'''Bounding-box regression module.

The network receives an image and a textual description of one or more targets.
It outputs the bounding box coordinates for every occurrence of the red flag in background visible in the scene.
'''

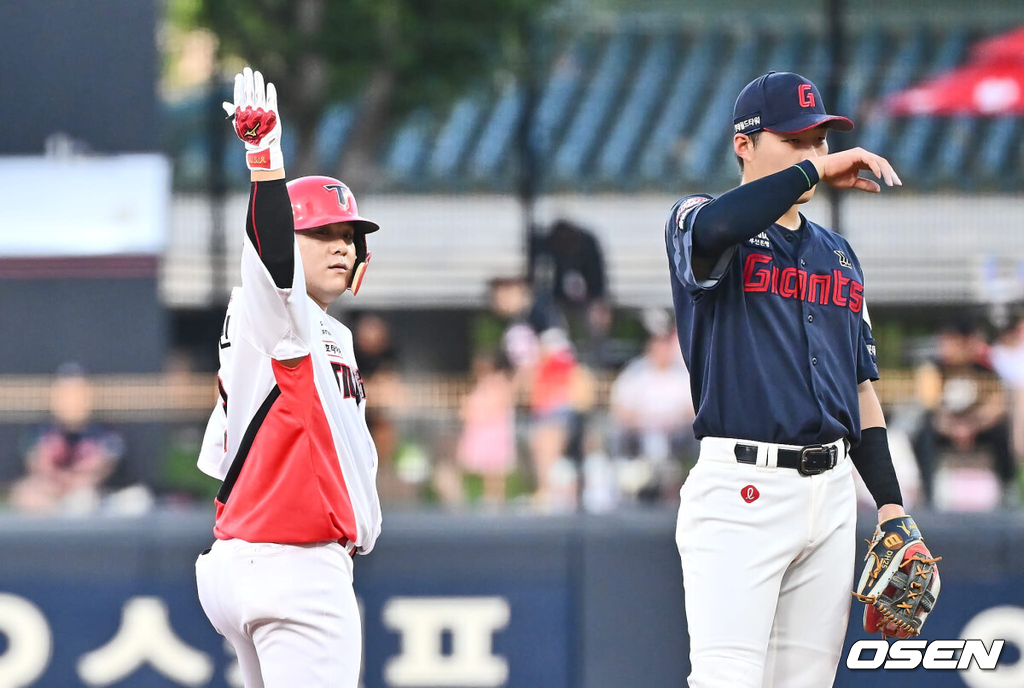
[886,27,1024,116]
[971,26,1024,63]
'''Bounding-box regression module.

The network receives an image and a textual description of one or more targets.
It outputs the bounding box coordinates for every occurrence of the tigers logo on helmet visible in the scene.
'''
[323,184,352,211]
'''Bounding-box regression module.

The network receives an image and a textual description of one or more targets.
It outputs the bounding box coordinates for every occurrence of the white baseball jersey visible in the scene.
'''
[197,237,382,553]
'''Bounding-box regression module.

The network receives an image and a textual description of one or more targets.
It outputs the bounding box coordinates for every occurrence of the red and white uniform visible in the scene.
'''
[198,69,377,688]
[197,237,382,553]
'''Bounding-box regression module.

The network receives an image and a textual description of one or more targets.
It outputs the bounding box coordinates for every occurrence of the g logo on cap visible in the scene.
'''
[799,84,815,108]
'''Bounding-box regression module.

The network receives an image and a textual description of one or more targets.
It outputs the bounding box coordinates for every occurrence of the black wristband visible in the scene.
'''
[850,426,904,508]
[793,159,820,188]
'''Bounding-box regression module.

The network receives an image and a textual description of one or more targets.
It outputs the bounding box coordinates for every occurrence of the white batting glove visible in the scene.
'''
[222,66,284,171]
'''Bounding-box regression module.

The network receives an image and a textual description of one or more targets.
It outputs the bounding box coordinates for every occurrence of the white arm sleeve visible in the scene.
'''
[239,238,312,360]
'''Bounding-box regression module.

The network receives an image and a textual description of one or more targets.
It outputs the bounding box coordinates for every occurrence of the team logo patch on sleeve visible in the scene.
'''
[834,250,853,269]
[748,232,771,248]
[676,196,708,230]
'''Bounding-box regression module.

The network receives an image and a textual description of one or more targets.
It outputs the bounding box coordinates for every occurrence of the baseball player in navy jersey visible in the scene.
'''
[194,67,382,688]
[667,72,935,686]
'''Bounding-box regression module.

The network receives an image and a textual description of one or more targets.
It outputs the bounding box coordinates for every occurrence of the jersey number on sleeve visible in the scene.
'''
[219,315,232,349]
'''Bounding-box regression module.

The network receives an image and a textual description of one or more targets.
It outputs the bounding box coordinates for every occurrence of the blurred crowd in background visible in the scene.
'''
[7,214,1024,517]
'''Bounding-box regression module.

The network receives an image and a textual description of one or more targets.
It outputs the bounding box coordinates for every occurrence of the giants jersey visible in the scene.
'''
[665,194,879,446]
[197,238,382,553]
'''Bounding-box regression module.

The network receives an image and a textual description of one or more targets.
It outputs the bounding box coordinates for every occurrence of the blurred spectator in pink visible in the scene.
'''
[913,320,1015,508]
[609,311,697,501]
[529,328,579,510]
[456,354,516,504]
[9,363,124,514]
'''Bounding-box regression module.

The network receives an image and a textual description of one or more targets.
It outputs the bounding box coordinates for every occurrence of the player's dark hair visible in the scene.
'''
[736,131,762,173]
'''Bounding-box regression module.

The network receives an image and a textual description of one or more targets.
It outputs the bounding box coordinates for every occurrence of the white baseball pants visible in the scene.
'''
[196,538,361,688]
[676,437,857,688]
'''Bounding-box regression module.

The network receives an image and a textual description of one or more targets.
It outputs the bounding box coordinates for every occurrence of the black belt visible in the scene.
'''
[734,442,839,476]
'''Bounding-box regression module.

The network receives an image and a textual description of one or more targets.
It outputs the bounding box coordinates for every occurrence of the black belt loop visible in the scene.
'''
[735,444,758,465]
[733,441,839,475]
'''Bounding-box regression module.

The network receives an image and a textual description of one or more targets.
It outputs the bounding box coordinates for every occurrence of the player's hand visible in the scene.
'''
[222,66,283,172]
[810,147,901,193]
[877,503,906,524]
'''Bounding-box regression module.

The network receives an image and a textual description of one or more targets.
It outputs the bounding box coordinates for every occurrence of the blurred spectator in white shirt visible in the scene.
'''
[914,320,1016,509]
[609,312,697,501]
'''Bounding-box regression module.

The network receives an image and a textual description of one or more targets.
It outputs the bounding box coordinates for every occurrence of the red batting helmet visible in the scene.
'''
[286,175,380,296]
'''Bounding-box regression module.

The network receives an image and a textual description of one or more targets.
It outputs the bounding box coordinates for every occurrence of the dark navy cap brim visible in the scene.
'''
[765,113,854,134]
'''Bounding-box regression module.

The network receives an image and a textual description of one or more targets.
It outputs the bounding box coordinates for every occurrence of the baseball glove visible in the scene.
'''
[852,515,941,638]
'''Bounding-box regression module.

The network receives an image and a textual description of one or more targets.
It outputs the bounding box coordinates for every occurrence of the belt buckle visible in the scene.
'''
[798,444,837,476]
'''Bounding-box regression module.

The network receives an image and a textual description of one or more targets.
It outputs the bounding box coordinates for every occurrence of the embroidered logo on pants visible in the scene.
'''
[741,485,760,503]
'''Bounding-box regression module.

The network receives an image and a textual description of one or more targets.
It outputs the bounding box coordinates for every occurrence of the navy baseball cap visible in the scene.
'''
[733,72,854,136]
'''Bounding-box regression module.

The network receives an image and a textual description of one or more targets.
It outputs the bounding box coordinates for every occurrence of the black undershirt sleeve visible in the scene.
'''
[691,159,820,259]
[850,426,904,508]
[245,179,295,289]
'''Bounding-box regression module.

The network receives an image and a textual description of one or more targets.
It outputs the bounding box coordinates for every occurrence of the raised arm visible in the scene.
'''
[691,160,820,259]
[692,147,901,262]
[223,67,310,364]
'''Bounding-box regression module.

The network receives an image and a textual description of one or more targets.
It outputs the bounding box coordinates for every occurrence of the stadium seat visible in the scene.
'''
[385,110,433,183]
[894,30,967,179]
[597,34,674,183]
[469,83,524,182]
[429,96,484,180]
[531,37,595,161]
[637,33,717,183]
[315,104,355,173]
[933,116,978,187]
[682,35,760,183]
[553,33,636,183]
[977,116,1019,187]
[858,28,927,158]
[837,28,884,125]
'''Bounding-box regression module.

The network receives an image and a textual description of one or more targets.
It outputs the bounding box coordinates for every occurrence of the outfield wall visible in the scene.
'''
[0,509,1021,687]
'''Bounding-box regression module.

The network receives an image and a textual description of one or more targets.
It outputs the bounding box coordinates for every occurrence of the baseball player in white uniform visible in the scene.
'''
[194,66,382,688]
[666,72,938,687]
